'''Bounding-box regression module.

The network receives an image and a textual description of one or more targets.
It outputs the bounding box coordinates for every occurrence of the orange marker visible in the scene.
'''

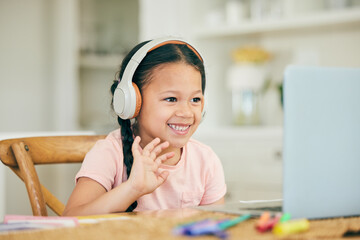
[257,212,270,226]
[256,213,281,232]
[256,212,270,232]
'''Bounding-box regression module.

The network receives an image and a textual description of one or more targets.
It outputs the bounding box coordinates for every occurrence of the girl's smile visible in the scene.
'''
[136,62,203,159]
[168,123,190,135]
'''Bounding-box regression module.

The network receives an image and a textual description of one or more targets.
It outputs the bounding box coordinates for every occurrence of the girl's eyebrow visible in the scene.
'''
[159,90,202,95]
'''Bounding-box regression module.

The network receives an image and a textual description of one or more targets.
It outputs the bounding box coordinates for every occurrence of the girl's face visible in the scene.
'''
[136,62,203,149]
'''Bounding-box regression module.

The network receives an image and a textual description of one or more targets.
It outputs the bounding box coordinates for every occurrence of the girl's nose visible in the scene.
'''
[175,103,193,118]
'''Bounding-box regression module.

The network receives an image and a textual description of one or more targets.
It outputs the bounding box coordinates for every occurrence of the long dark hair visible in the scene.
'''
[110,40,206,212]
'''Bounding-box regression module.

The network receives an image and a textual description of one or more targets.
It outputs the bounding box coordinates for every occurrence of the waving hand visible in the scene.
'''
[128,136,174,196]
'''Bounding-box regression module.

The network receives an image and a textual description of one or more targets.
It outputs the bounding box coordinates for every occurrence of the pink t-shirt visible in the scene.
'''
[75,129,226,211]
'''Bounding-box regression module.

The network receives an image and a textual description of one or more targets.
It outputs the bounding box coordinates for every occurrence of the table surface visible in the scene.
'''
[1,209,359,240]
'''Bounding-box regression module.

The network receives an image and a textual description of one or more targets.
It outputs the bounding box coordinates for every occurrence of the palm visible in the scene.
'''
[128,137,173,195]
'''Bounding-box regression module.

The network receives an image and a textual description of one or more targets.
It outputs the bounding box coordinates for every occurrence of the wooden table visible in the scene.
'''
[1,209,359,240]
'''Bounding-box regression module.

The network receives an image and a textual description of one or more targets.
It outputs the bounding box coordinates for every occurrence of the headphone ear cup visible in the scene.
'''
[132,82,142,118]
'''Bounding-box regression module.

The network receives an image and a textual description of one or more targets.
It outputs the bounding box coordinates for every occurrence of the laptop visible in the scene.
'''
[197,65,360,219]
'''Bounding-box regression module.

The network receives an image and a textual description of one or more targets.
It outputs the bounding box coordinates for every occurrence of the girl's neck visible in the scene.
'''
[161,146,182,166]
[133,124,182,166]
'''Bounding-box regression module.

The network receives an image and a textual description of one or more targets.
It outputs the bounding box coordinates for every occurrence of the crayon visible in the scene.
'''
[256,212,270,226]
[272,219,310,236]
[173,219,208,235]
[173,214,251,238]
[280,213,291,223]
[217,214,251,230]
[256,213,281,232]
[174,219,228,236]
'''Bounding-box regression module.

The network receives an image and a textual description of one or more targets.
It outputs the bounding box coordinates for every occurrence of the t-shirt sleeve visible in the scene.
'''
[200,149,227,205]
[75,138,123,192]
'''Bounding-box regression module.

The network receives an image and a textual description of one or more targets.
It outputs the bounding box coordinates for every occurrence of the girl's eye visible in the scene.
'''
[165,97,177,102]
[191,97,201,103]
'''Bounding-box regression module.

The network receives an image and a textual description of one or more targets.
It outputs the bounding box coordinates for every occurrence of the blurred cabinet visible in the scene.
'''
[193,126,283,201]
[194,5,360,38]
[189,2,360,128]
[77,0,139,133]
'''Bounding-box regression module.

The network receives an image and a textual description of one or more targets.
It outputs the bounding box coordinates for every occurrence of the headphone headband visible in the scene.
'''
[148,40,203,62]
[113,37,203,119]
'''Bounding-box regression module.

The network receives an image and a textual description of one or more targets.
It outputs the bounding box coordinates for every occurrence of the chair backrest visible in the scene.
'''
[0,135,106,216]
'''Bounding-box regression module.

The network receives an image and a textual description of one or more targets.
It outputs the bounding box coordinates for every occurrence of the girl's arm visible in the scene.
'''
[63,137,173,216]
[210,197,225,205]
[62,177,141,216]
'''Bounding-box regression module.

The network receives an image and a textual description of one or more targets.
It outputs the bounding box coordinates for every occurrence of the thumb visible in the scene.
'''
[131,136,141,157]
[156,170,169,187]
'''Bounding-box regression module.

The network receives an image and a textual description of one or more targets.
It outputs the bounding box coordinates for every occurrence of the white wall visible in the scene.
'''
[0,165,4,219]
[0,0,79,217]
[52,0,79,131]
[0,0,79,132]
[139,0,194,41]
[0,0,53,132]
[0,0,52,218]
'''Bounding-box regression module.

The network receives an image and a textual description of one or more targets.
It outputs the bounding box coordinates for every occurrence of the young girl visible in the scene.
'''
[63,37,226,216]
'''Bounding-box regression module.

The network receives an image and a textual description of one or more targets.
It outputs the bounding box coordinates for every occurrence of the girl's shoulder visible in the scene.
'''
[91,128,123,153]
[186,138,218,159]
[106,128,122,143]
[187,138,212,150]
[183,139,223,174]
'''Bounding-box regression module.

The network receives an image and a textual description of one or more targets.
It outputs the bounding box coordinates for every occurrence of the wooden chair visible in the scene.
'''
[0,135,105,216]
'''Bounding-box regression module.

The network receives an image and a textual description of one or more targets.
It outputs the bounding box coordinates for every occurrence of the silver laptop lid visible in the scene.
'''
[283,65,360,219]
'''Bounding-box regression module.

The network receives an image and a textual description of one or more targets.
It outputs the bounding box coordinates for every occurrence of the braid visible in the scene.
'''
[117,116,138,212]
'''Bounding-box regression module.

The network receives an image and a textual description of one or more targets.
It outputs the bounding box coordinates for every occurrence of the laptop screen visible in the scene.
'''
[283,65,360,219]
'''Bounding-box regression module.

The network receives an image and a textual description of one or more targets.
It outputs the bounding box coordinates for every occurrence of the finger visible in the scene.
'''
[155,170,169,187]
[150,141,170,158]
[131,136,141,157]
[155,152,175,165]
[137,144,143,154]
[152,152,175,172]
[143,138,161,156]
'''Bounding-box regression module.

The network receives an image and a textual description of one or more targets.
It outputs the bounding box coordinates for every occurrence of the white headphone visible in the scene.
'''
[113,37,204,120]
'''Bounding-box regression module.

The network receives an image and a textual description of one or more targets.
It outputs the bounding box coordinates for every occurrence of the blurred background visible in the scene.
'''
[1,0,359,217]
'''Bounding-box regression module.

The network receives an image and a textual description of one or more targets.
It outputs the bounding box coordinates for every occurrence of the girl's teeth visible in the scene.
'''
[169,124,189,131]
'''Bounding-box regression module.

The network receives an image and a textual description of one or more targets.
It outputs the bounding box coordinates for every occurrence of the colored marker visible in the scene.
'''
[280,213,291,223]
[217,214,251,230]
[256,212,270,226]
[173,219,208,235]
[256,213,281,232]
[272,219,310,236]
[184,220,219,235]
[173,215,251,238]
[174,219,228,236]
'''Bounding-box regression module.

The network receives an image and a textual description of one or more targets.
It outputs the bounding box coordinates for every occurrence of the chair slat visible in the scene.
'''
[12,142,48,216]
[0,135,105,167]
